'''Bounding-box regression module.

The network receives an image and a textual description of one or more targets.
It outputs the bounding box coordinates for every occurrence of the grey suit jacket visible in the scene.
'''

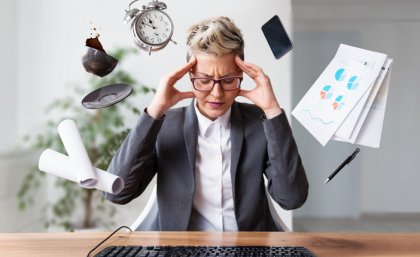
[105,100,308,231]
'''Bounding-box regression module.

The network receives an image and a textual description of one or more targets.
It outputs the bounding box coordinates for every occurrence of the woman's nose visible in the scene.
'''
[210,81,224,97]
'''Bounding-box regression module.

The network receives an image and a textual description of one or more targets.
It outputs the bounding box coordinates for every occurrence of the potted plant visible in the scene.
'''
[17,47,155,231]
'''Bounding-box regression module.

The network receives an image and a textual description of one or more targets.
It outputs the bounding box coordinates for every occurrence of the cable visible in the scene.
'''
[87,225,132,257]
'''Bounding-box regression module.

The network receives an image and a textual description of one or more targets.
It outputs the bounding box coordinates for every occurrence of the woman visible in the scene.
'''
[105,16,308,231]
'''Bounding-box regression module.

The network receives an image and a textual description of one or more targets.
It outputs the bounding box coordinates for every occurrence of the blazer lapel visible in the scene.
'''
[230,101,244,201]
[184,100,198,178]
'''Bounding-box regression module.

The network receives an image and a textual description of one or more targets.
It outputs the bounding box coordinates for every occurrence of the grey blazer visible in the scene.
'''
[105,100,308,231]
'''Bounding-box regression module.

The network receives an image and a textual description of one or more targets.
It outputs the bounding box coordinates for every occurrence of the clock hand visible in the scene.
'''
[148,19,158,29]
[141,21,156,29]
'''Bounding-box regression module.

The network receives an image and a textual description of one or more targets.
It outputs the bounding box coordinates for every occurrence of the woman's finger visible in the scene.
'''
[235,56,252,72]
[238,89,252,100]
[235,56,267,80]
[235,56,258,79]
[245,62,263,73]
[177,91,195,101]
[243,62,266,79]
[167,56,197,84]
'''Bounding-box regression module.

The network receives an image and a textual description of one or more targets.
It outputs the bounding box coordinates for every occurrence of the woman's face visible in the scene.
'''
[190,52,241,121]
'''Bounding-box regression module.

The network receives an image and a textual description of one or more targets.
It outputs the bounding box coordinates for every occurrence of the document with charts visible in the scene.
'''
[292,44,388,146]
[333,57,393,147]
[352,63,392,148]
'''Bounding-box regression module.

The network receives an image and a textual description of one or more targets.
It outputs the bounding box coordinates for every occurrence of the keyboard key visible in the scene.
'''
[95,246,115,257]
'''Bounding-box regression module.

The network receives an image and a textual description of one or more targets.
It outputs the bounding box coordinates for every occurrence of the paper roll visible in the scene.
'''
[38,149,124,195]
[57,119,97,188]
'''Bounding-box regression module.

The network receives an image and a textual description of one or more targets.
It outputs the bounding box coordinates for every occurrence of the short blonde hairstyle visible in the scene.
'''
[186,16,244,61]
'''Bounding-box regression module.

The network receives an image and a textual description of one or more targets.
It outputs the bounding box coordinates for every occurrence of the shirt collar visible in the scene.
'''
[194,99,231,135]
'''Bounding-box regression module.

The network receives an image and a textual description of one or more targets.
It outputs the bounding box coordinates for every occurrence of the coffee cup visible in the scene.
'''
[81,46,118,77]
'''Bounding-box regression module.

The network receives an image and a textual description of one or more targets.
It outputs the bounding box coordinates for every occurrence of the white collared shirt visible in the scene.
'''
[188,101,238,231]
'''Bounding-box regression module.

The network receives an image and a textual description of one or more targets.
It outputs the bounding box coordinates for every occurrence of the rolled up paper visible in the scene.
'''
[57,119,97,188]
[39,149,124,195]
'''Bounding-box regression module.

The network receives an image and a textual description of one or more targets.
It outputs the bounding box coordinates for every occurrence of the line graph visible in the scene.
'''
[302,109,334,125]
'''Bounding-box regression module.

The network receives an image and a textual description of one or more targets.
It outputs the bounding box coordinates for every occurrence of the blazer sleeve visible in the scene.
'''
[262,112,309,210]
[104,111,164,204]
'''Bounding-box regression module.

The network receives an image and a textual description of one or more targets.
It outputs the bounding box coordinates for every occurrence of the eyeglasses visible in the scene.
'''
[190,75,243,92]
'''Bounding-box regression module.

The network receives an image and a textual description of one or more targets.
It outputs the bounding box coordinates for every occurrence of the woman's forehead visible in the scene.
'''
[193,52,239,76]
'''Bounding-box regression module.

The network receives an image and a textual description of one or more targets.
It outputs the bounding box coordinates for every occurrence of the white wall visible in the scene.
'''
[292,0,420,218]
[15,0,293,139]
[2,0,293,231]
[0,0,17,151]
[0,150,45,232]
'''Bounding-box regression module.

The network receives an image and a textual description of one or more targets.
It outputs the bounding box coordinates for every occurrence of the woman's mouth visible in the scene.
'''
[208,102,224,108]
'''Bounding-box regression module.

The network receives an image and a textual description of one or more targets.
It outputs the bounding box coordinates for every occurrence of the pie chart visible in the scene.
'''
[347,75,359,90]
[335,68,346,81]
[333,95,345,110]
[320,85,333,100]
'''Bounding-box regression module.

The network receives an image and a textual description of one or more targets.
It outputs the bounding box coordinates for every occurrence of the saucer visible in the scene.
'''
[81,83,133,109]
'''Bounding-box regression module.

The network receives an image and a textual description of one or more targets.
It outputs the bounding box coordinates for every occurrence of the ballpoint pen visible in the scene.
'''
[324,148,360,184]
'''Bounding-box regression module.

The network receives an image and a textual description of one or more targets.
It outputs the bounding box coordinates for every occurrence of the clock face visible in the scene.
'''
[134,10,173,46]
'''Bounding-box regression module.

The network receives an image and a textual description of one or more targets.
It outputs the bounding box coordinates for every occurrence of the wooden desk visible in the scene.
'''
[1,232,419,257]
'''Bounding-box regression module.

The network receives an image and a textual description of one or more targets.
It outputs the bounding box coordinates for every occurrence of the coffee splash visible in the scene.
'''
[86,25,106,53]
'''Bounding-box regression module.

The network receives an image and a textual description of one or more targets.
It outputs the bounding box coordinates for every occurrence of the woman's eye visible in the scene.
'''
[222,78,235,84]
[199,79,211,84]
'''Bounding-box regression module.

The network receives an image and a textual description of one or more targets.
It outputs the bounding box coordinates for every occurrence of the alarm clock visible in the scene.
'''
[124,0,176,55]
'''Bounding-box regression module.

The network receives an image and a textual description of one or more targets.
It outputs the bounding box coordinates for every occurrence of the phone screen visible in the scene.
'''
[261,15,293,59]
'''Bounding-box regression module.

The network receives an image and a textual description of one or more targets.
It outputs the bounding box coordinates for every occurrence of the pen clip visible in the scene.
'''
[348,148,360,163]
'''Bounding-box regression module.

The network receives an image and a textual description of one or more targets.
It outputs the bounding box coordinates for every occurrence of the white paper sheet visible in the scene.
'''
[335,58,393,144]
[39,149,124,194]
[333,45,388,140]
[354,64,392,148]
[292,44,386,146]
[57,119,97,188]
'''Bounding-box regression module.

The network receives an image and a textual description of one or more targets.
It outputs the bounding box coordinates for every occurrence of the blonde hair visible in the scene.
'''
[186,16,244,60]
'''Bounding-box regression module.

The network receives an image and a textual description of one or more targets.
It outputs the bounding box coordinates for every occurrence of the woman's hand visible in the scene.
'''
[147,57,197,119]
[235,56,282,119]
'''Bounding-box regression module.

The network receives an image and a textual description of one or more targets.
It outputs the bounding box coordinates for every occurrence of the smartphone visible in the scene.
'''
[261,15,293,59]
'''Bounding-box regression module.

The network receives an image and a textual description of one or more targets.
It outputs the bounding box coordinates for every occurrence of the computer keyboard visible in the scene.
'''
[94,245,317,257]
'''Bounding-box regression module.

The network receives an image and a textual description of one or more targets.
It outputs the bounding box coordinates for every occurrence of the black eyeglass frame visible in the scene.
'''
[190,75,243,92]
